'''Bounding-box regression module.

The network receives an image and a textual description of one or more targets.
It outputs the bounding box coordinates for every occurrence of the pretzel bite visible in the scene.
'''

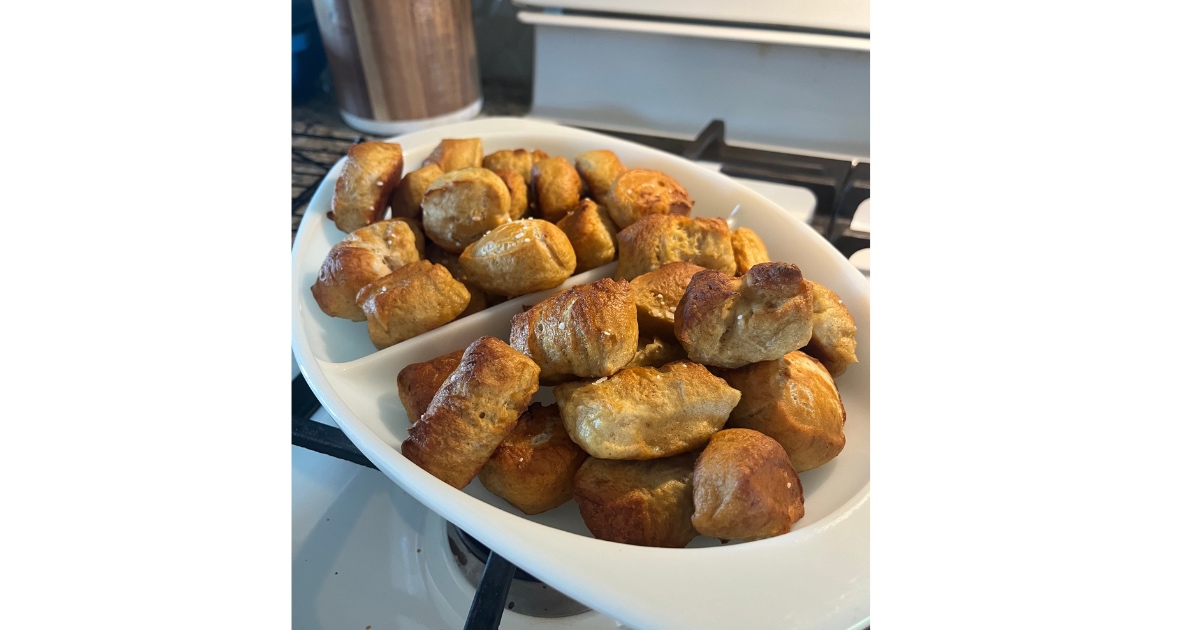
[553,361,740,460]
[425,241,465,278]
[691,428,804,541]
[531,156,583,223]
[628,261,706,338]
[555,199,618,272]
[721,351,846,472]
[509,278,638,383]
[396,349,466,421]
[425,241,495,314]
[457,288,489,319]
[478,403,588,515]
[482,148,546,184]
[492,167,529,219]
[311,219,423,321]
[731,227,770,275]
[674,263,814,369]
[331,141,405,232]
[801,280,859,377]
[623,336,688,369]
[355,260,471,350]
[573,453,700,548]
[389,163,444,221]
[615,214,736,281]
[574,149,626,201]
[384,217,424,259]
[422,137,482,172]
[401,336,541,489]
[421,167,512,253]
[605,168,693,229]
[458,219,576,298]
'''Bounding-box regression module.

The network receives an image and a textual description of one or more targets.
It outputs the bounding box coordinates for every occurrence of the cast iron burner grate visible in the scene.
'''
[291,121,375,241]
[291,118,869,629]
[447,524,592,620]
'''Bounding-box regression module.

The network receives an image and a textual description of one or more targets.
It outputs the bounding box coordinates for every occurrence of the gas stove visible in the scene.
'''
[291,114,869,630]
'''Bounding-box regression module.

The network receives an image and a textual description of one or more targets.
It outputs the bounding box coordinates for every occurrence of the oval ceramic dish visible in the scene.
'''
[292,117,870,630]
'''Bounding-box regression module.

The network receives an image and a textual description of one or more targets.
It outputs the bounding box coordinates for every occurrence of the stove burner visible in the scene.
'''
[446,524,591,619]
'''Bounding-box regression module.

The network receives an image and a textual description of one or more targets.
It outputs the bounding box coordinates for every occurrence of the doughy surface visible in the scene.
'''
[721,351,846,472]
[691,428,805,541]
[553,361,740,460]
[629,261,706,338]
[331,141,405,233]
[605,168,694,229]
[615,214,735,281]
[509,278,638,383]
[396,349,466,421]
[802,280,859,377]
[400,336,541,489]
[458,219,576,297]
[478,403,588,515]
[421,167,512,253]
[573,453,700,548]
[556,199,618,272]
[311,219,423,321]
[356,261,471,350]
[730,227,770,275]
[674,263,814,369]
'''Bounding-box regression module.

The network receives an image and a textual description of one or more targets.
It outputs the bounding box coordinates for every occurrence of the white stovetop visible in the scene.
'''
[292,409,626,629]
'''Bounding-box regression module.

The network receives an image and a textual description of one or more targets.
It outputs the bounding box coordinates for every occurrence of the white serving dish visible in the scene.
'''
[291,117,870,630]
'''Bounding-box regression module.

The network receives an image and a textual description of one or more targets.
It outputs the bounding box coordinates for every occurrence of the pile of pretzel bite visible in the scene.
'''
[310,137,859,546]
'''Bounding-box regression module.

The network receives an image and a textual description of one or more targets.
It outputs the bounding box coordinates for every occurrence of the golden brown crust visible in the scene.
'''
[573,454,700,548]
[430,240,497,317]
[691,428,804,541]
[555,199,618,272]
[456,286,489,320]
[623,335,688,369]
[425,241,464,278]
[721,351,846,472]
[674,263,814,369]
[553,361,740,459]
[574,150,626,201]
[478,403,589,515]
[492,167,529,220]
[531,156,583,223]
[458,219,576,297]
[628,261,706,338]
[605,169,694,229]
[482,149,536,184]
[396,349,466,421]
[393,217,426,259]
[331,142,405,232]
[730,227,770,275]
[422,138,482,172]
[421,167,512,253]
[802,280,859,377]
[615,214,736,281]
[400,336,541,489]
[509,278,638,383]
[389,163,444,221]
[311,220,423,321]
[355,261,471,350]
